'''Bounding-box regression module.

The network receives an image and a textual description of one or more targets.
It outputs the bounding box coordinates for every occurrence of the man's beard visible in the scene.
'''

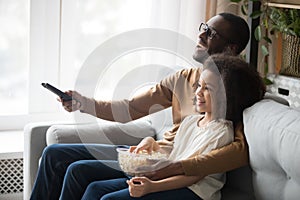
[192,47,209,64]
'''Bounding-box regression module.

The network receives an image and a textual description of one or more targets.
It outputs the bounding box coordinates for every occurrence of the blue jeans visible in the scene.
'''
[30,143,128,200]
[82,178,202,200]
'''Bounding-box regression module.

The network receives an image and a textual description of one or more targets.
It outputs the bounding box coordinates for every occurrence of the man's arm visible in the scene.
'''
[77,68,194,123]
[146,123,248,180]
[78,77,175,122]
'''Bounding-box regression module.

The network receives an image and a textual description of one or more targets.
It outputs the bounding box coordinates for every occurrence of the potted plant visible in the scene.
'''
[268,7,300,77]
[230,0,300,80]
[230,0,273,84]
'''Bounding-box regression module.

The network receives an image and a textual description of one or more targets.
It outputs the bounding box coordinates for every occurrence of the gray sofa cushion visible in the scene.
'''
[244,99,300,200]
[46,118,156,146]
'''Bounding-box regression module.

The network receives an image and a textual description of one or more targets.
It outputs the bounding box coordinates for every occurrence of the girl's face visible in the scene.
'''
[195,70,218,114]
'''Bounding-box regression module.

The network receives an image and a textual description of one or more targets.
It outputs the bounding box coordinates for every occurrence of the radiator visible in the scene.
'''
[0,152,23,200]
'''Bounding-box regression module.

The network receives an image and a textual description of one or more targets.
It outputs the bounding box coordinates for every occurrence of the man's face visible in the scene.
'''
[193,15,232,63]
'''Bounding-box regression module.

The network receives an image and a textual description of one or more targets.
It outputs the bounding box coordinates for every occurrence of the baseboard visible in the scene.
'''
[0,192,23,200]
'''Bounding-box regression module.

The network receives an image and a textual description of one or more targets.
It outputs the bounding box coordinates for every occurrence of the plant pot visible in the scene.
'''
[279,33,300,78]
[270,0,300,4]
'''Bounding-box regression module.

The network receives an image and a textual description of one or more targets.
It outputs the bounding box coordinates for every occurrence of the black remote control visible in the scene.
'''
[41,83,72,101]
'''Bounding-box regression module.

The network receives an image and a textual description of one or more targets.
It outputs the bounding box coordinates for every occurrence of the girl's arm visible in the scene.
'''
[129,137,160,154]
[127,175,201,197]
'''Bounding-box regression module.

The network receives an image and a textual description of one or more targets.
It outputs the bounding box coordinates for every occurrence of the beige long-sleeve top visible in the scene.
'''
[79,67,249,177]
[169,115,234,200]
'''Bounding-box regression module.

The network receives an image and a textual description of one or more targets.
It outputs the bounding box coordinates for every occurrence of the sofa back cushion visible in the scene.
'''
[243,99,300,200]
[150,107,173,140]
[46,118,156,146]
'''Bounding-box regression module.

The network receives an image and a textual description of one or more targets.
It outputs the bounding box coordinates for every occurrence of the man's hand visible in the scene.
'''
[143,161,184,181]
[57,90,83,112]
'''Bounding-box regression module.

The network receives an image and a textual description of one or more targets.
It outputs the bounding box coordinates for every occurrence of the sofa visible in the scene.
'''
[243,99,300,200]
[24,96,300,200]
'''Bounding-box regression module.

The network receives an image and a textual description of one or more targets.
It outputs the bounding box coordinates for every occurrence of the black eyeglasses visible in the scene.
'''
[199,23,231,43]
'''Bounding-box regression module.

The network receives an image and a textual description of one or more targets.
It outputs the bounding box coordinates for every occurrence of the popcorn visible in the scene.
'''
[117,148,168,176]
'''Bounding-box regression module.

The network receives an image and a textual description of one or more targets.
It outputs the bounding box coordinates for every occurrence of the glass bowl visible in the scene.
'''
[116,147,167,176]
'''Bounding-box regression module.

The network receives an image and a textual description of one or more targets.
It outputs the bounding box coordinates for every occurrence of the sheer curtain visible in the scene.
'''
[205,0,240,21]
[0,0,207,130]
[60,0,207,101]
[0,0,29,116]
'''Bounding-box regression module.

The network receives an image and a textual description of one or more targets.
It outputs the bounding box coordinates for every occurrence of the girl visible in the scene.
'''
[81,54,265,200]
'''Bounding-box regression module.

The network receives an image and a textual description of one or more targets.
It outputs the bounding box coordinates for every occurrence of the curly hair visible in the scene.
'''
[202,54,266,127]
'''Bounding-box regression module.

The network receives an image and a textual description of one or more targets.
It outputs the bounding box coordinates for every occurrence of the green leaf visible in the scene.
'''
[230,0,241,2]
[263,36,272,44]
[241,4,248,16]
[254,26,262,41]
[250,10,263,19]
[261,45,269,57]
[263,77,273,85]
[289,30,297,36]
[263,18,269,29]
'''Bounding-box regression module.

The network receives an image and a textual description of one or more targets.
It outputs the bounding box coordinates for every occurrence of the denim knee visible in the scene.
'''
[64,161,84,179]
[101,194,118,200]
[101,191,129,200]
[42,144,61,158]
[82,181,109,200]
[82,181,100,199]
[85,181,99,192]
[39,144,64,167]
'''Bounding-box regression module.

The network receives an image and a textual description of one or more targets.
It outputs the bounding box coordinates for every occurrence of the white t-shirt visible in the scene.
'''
[168,115,234,200]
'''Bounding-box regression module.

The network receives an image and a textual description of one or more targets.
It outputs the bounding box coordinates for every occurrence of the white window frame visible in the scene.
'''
[0,0,70,131]
[0,0,206,131]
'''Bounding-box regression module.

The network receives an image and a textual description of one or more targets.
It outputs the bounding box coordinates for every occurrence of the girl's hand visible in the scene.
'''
[127,177,154,197]
[129,137,160,154]
[57,90,83,112]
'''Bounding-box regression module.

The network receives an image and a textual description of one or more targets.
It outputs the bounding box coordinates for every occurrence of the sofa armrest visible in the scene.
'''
[24,118,155,200]
[23,122,62,200]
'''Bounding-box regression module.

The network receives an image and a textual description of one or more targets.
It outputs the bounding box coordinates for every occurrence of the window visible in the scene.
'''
[0,0,29,115]
[59,0,153,98]
[0,0,206,130]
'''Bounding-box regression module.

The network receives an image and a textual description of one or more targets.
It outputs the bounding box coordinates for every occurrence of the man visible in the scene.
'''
[30,12,250,200]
